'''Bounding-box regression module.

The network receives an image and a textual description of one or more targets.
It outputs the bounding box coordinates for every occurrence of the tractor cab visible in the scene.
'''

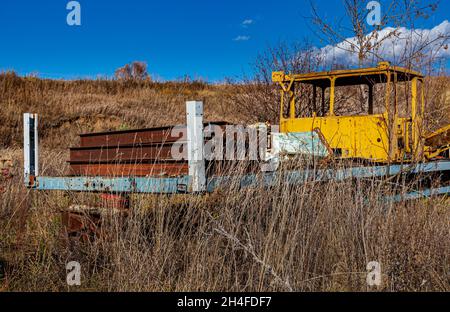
[272,62,429,162]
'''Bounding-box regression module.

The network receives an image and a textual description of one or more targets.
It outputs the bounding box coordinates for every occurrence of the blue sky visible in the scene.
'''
[0,0,448,81]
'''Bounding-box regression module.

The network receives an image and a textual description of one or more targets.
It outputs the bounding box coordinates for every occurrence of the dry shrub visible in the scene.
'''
[115,61,150,81]
[225,42,323,123]
[424,76,450,131]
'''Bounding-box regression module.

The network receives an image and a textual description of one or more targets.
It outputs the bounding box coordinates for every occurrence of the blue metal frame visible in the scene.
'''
[385,186,450,202]
[23,113,449,200]
[29,161,450,195]
[35,176,191,194]
[207,161,450,191]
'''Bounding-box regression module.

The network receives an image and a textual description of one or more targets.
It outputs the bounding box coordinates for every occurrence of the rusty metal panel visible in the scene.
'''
[69,162,189,177]
[79,122,230,148]
[69,122,232,178]
[80,126,185,147]
[70,143,187,162]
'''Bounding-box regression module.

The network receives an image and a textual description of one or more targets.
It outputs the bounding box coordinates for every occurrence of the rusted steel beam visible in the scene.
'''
[70,121,231,178]
[70,143,187,162]
[79,122,230,148]
[69,162,189,177]
[80,126,183,147]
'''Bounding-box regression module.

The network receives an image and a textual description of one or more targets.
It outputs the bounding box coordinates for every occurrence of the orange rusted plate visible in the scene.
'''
[79,122,230,147]
[70,122,231,177]
[69,162,189,177]
[80,126,184,147]
[70,143,187,162]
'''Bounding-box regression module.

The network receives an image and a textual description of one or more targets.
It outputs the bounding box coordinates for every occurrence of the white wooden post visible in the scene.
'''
[186,101,206,192]
[23,113,39,186]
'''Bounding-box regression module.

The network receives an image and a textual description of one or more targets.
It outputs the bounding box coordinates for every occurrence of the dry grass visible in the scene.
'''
[0,72,449,292]
[1,150,448,292]
[0,71,246,149]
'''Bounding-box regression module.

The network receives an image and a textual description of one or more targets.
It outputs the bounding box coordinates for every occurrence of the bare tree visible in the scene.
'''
[308,0,449,131]
[309,0,446,70]
[228,41,323,123]
[231,1,449,124]
[115,61,150,81]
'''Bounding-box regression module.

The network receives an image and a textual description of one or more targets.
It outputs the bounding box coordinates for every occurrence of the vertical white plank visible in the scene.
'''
[23,113,39,186]
[34,113,39,176]
[186,101,206,192]
[23,113,31,184]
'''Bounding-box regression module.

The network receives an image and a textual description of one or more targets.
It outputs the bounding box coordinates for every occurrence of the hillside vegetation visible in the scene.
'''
[0,71,449,292]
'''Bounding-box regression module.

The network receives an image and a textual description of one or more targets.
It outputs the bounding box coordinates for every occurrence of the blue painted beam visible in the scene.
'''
[384,186,450,202]
[30,161,450,195]
[35,176,190,194]
[207,161,450,192]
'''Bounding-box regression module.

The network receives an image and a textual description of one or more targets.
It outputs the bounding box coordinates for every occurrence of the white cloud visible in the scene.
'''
[242,19,254,27]
[233,35,250,42]
[318,20,450,67]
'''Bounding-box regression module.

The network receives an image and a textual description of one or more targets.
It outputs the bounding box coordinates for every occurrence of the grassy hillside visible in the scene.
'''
[0,72,449,292]
[0,72,248,149]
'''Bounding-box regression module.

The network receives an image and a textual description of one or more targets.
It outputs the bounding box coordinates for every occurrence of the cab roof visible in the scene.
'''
[272,62,424,88]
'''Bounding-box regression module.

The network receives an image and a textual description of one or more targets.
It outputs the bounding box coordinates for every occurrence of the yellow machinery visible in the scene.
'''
[272,62,450,163]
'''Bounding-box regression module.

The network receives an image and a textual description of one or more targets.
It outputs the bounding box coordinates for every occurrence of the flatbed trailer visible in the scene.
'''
[24,102,450,199]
